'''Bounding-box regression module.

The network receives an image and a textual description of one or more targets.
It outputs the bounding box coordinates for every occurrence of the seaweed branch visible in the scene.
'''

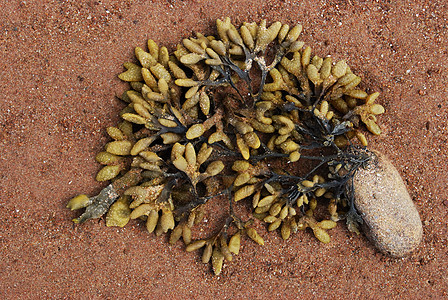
[67,18,385,275]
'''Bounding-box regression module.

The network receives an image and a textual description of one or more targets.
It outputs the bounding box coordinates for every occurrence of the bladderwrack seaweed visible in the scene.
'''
[67,18,422,274]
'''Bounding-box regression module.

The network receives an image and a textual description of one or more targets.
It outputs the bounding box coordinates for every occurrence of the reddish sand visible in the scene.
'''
[1,1,447,298]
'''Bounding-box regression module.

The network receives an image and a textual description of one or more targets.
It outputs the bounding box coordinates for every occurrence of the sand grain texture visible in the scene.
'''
[1,1,447,298]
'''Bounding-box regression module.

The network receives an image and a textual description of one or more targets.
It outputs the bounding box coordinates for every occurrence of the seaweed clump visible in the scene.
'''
[67,18,385,275]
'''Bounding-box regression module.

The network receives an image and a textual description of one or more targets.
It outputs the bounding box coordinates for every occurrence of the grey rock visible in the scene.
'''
[353,150,423,257]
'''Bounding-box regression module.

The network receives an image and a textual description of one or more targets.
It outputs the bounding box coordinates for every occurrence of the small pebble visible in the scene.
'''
[353,150,423,257]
